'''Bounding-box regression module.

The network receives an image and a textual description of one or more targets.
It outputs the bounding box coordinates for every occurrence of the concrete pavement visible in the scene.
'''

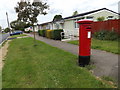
[0,33,9,45]
[27,33,118,82]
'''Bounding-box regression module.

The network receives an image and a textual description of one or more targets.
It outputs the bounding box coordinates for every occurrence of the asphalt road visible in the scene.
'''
[0,33,9,44]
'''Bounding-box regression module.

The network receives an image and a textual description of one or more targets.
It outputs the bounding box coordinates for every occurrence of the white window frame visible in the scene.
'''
[86,16,94,20]
[74,19,79,29]
[107,16,114,20]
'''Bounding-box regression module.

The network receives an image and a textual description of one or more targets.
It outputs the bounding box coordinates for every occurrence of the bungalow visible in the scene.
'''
[38,8,119,36]
[39,21,52,30]
[38,20,64,30]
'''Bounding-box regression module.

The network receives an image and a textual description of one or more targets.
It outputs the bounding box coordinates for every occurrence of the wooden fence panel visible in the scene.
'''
[92,19,120,34]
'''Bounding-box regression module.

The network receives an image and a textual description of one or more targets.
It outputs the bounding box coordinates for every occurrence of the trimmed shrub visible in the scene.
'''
[38,30,40,36]
[93,30,119,41]
[104,31,119,41]
[46,30,53,38]
[40,30,42,36]
[41,29,47,37]
[51,30,54,39]
[45,30,48,37]
[38,29,47,36]
[93,30,108,40]
[51,29,64,40]
[38,30,44,36]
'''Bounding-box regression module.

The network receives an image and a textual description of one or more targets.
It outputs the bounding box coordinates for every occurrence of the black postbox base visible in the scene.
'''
[78,56,90,67]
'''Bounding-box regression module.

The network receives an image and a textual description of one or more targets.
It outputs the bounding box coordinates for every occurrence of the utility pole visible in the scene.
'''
[6,12,10,33]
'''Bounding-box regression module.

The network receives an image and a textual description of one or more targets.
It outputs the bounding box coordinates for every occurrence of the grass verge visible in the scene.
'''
[101,76,117,87]
[0,40,7,49]
[67,38,119,54]
[3,37,113,88]
[10,34,27,38]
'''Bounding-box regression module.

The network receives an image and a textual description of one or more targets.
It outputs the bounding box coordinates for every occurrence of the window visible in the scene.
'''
[61,23,64,29]
[47,24,50,29]
[55,23,60,29]
[107,16,114,20]
[86,16,94,20]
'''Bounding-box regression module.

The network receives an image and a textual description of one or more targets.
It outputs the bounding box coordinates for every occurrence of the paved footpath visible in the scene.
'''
[27,34,119,81]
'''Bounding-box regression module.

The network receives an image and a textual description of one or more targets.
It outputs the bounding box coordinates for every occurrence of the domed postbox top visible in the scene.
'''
[77,19,93,24]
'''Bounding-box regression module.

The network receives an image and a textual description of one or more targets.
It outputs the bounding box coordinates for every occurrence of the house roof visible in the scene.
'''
[38,20,64,25]
[38,21,52,25]
[64,8,119,20]
[38,8,119,25]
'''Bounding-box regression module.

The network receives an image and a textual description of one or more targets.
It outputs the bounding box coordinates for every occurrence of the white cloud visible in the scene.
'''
[37,0,119,24]
[0,0,119,28]
[0,0,19,28]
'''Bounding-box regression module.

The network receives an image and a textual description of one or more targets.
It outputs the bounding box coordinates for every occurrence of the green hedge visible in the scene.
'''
[93,30,119,41]
[38,30,41,36]
[38,29,47,37]
[51,29,64,40]
[40,30,43,36]
[38,29,64,40]
[38,30,43,36]
[42,30,47,37]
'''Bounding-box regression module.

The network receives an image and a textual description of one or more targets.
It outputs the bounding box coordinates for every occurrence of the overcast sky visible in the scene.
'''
[0,0,119,28]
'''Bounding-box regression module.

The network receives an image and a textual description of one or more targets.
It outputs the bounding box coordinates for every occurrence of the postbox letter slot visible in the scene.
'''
[86,27,91,29]
[88,31,91,38]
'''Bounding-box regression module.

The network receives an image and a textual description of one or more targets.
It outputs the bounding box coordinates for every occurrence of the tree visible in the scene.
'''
[52,15,63,29]
[97,16,105,21]
[53,15,63,22]
[10,20,32,31]
[15,0,49,45]
[72,11,78,16]
[0,26,1,30]
[0,26,2,32]
[4,28,10,33]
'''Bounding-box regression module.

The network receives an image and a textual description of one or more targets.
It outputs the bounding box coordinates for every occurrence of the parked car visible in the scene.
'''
[10,31,23,36]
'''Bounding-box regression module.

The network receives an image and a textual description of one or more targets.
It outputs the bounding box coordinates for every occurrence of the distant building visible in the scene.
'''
[38,8,119,36]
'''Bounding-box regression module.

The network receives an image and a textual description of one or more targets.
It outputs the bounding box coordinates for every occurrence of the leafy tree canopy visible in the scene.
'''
[15,0,49,24]
[4,28,10,33]
[72,11,78,16]
[10,20,32,31]
[53,15,63,22]
[0,26,2,30]
[0,26,2,32]
[97,16,105,21]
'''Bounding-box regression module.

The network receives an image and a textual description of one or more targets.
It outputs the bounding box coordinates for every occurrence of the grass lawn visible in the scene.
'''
[10,34,27,38]
[68,38,119,54]
[2,37,113,88]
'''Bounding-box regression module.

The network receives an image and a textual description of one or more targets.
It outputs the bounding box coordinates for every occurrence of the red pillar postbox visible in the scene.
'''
[77,20,93,66]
